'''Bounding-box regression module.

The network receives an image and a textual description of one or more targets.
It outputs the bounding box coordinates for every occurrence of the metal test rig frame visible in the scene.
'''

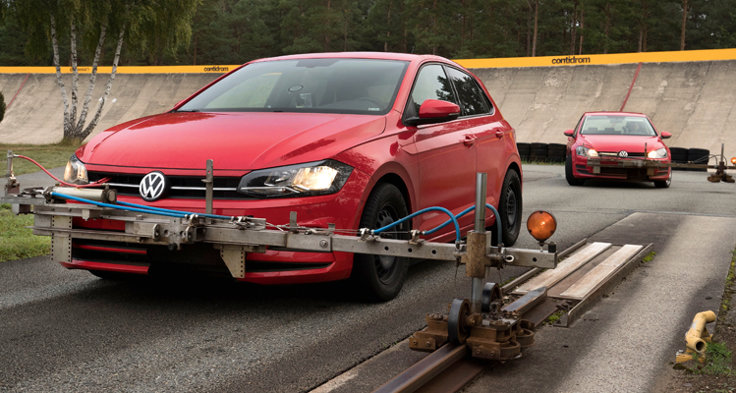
[3,152,558,360]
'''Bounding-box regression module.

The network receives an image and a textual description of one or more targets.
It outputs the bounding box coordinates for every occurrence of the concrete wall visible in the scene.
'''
[1,60,735,153]
[474,60,736,152]
[0,74,219,144]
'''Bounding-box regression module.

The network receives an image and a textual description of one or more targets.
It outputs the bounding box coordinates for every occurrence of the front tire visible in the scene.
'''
[351,183,410,301]
[654,176,671,188]
[493,170,523,246]
[565,154,584,186]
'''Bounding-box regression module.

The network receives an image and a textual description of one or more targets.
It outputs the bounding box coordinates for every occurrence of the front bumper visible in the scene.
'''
[70,191,361,285]
[574,156,671,180]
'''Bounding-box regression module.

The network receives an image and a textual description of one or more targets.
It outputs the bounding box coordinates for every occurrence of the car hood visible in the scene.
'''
[77,112,386,170]
[578,134,666,153]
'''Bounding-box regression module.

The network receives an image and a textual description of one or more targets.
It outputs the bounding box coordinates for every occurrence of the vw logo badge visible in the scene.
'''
[139,171,168,201]
[618,150,629,158]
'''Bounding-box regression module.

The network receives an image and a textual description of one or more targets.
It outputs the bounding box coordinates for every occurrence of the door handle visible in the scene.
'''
[463,135,476,146]
[495,130,504,138]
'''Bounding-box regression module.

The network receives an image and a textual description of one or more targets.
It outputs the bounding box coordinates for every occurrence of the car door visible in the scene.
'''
[444,66,506,207]
[403,63,477,234]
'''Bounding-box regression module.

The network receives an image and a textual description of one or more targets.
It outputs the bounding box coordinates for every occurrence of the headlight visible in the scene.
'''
[647,147,667,159]
[63,154,89,184]
[575,146,598,157]
[237,160,353,198]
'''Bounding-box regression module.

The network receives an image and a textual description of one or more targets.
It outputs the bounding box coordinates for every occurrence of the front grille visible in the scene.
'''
[88,171,242,199]
[598,152,645,158]
[575,164,590,174]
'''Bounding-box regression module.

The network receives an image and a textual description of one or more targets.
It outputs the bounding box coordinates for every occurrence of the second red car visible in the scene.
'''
[565,111,672,188]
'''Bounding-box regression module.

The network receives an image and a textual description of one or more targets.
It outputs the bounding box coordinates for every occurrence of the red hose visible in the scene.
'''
[14,154,110,188]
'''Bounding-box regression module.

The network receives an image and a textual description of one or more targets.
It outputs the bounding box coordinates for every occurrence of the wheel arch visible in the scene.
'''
[371,173,412,214]
[506,161,522,182]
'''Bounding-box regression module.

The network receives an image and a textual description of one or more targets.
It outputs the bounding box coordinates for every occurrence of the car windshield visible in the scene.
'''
[177,58,409,115]
[580,115,657,136]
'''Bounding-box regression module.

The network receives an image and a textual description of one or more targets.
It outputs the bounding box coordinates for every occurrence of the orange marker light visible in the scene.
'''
[731,157,736,165]
[527,211,557,243]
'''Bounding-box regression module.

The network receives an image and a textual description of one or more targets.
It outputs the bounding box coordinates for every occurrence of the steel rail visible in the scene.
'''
[372,344,469,393]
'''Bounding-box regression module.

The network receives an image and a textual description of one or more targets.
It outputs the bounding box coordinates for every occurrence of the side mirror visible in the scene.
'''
[661,131,672,139]
[404,99,461,127]
[564,129,575,137]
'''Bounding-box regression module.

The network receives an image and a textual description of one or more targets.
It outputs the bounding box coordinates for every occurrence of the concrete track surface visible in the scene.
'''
[2,60,736,153]
[1,165,735,392]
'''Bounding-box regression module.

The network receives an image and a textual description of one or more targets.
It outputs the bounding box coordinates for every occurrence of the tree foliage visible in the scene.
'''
[3,0,736,66]
[2,0,198,142]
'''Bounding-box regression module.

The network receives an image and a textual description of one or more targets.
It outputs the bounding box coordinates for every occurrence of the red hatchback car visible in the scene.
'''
[63,52,523,300]
[564,111,672,188]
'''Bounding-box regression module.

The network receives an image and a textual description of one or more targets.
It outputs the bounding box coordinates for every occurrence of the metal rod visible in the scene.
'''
[6,150,14,179]
[471,173,488,313]
[204,159,214,215]
[474,173,487,233]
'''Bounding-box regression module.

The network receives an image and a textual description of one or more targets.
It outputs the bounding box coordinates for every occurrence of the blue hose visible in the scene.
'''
[423,205,475,236]
[53,191,505,245]
[51,192,190,218]
[423,204,503,245]
[372,206,461,243]
[115,200,233,220]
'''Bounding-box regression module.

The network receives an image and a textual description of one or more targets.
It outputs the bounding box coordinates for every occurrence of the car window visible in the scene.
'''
[445,67,492,116]
[581,115,657,136]
[178,58,408,115]
[406,64,457,118]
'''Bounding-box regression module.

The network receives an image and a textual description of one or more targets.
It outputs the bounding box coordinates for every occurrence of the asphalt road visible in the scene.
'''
[2,165,735,392]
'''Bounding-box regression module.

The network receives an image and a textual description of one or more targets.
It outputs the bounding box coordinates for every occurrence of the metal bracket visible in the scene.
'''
[50,215,72,264]
[203,159,214,214]
[216,244,247,278]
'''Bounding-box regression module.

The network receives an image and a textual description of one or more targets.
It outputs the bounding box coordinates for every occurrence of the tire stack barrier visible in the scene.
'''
[687,148,710,172]
[547,143,566,163]
[530,143,548,162]
[517,143,710,171]
[669,147,688,170]
[516,142,531,161]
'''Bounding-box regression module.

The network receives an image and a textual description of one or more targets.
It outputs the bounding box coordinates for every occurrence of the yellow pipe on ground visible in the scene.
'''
[685,310,716,354]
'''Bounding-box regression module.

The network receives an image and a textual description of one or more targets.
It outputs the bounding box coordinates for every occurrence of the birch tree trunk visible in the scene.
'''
[77,23,108,133]
[69,22,79,136]
[54,17,122,144]
[49,14,72,139]
[83,26,125,138]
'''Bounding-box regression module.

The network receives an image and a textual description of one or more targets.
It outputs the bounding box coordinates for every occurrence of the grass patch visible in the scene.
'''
[642,251,656,263]
[720,250,736,314]
[0,143,78,176]
[701,341,736,376]
[0,203,49,262]
[545,310,565,325]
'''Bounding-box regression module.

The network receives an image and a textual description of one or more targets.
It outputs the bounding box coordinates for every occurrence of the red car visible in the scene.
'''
[564,111,672,188]
[63,52,522,300]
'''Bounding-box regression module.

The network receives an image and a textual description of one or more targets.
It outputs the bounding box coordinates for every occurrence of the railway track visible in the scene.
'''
[372,239,650,393]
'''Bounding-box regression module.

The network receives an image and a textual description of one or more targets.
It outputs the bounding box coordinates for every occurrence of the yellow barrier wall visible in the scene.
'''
[1,48,736,73]
[0,65,242,74]
[455,48,736,68]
